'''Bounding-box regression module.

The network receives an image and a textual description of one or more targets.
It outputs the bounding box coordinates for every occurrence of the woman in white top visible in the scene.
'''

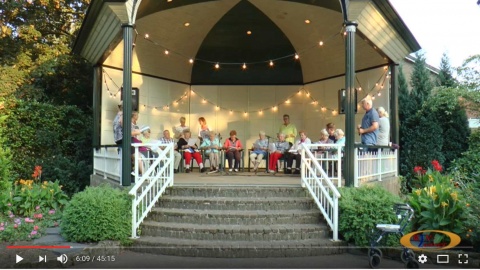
[376,107,390,146]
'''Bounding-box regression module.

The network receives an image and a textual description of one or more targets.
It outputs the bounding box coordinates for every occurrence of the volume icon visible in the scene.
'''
[57,254,68,264]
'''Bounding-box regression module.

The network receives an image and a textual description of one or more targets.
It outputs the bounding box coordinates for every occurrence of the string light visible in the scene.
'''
[102,65,389,117]
[242,63,247,70]
[215,63,220,69]
[140,29,341,69]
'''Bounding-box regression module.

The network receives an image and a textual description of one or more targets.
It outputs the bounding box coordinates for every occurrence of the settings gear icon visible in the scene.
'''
[418,254,428,264]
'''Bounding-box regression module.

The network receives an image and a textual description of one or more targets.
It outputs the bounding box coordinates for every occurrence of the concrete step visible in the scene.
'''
[147,208,322,225]
[158,196,315,210]
[164,186,308,198]
[141,221,329,241]
[131,236,346,258]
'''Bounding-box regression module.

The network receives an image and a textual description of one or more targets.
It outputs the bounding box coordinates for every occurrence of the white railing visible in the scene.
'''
[300,144,341,241]
[354,146,398,187]
[128,142,174,238]
[308,144,343,188]
[93,146,121,182]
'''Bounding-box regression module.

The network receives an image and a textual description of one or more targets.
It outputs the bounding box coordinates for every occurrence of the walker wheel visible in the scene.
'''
[406,259,420,269]
[369,254,381,268]
[368,248,383,258]
[401,249,415,263]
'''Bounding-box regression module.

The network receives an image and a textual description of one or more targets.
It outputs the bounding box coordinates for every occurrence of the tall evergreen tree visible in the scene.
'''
[399,54,443,183]
[410,53,433,109]
[437,52,457,87]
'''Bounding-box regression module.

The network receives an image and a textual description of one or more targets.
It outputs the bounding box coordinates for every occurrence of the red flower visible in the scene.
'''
[431,160,443,172]
[413,166,424,174]
[32,165,42,179]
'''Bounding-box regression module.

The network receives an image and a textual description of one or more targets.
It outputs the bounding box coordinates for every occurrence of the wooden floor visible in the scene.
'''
[173,170,302,186]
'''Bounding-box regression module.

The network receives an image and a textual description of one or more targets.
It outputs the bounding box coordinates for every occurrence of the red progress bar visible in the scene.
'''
[7,245,71,249]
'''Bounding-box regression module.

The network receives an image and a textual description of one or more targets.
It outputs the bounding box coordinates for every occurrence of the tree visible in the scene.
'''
[410,53,433,109]
[457,54,480,92]
[437,52,456,87]
[0,0,92,111]
[399,54,443,183]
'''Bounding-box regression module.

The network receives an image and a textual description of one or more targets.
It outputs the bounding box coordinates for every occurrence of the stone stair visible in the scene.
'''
[131,186,345,257]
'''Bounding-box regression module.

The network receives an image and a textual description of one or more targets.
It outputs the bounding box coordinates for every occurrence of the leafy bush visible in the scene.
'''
[61,185,132,243]
[451,130,480,183]
[339,185,403,247]
[408,160,471,244]
[0,99,92,195]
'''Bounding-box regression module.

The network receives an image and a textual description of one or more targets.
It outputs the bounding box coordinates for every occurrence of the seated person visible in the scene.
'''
[177,130,206,173]
[268,133,290,173]
[250,131,268,172]
[314,128,334,154]
[139,126,159,159]
[286,131,312,174]
[200,131,221,172]
[223,130,243,172]
[159,129,182,173]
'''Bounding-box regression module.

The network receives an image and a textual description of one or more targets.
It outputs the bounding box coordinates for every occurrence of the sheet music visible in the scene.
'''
[187,138,197,146]
[268,143,276,152]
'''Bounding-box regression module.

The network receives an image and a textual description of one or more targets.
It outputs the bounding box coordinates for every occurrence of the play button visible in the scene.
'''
[16,254,23,263]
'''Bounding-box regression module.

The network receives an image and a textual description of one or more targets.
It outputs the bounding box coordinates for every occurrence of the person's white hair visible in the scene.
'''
[377,107,389,118]
[259,131,266,136]
[334,129,344,137]
[320,129,329,137]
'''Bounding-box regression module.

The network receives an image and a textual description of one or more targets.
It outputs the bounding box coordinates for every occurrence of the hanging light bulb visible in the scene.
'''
[332,110,337,116]
[229,110,233,114]
[215,63,220,69]
[285,99,290,104]
[272,106,277,111]
[372,96,376,100]
[319,41,324,46]
[144,33,149,39]
[164,50,169,55]
[358,87,362,91]
[377,92,382,97]
[244,112,248,117]
[202,99,207,104]
[259,110,263,115]
[294,53,299,60]
[321,107,326,112]
[269,60,274,67]
[215,106,220,111]
[242,63,247,70]
[189,58,194,64]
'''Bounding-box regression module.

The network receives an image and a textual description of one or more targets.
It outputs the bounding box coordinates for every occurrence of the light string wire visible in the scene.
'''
[103,67,389,115]
[141,28,342,67]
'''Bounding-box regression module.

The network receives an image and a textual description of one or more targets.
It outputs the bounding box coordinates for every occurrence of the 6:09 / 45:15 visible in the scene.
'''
[74,255,116,262]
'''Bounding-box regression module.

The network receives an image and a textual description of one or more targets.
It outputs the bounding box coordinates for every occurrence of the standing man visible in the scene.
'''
[279,114,297,145]
[174,116,189,139]
[357,97,379,146]
[159,130,182,173]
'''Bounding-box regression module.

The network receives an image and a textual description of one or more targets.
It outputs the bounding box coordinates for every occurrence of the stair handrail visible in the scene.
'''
[300,143,341,241]
[128,142,174,238]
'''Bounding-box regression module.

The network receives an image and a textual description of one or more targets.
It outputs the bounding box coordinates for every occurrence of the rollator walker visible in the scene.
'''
[368,203,419,268]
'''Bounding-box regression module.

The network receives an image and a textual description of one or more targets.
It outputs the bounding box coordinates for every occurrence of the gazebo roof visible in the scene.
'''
[73,0,420,85]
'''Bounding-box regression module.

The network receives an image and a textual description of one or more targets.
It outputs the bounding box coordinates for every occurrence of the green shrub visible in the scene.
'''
[61,185,132,243]
[338,185,403,247]
[451,130,480,183]
[0,99,92,195]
